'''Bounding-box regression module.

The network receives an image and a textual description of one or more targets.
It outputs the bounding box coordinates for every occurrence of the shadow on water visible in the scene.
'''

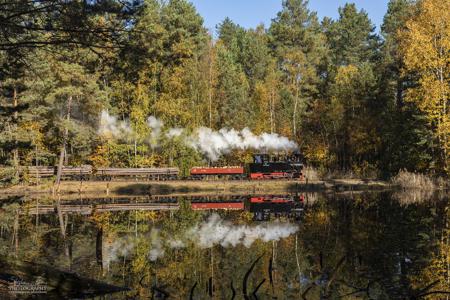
[114,183,203,195]
[0,260,129,299]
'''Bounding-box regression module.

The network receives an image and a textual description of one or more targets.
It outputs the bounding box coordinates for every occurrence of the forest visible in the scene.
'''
[0,0,448,184]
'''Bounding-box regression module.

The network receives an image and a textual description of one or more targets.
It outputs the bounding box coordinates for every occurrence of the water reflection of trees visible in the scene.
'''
[393,188,447,206]
[300,192,450,298]
[0,193,449,298]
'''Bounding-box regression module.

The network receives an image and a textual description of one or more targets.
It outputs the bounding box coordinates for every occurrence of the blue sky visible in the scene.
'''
[189,0,390,33]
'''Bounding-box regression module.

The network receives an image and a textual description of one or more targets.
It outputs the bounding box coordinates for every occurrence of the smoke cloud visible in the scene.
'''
[98,110,132,139]
[188,127,297,161]
[98,110,297,161]
[177,213,299,248]
[147,116,164,141]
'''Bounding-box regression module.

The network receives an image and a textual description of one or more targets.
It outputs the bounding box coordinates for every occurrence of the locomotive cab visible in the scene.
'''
[248,153,303,180]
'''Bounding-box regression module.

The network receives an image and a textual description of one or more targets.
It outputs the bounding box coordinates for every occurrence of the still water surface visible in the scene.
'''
[0,191,449,299]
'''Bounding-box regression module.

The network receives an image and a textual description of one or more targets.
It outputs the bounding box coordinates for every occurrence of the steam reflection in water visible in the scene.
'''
[105,213,299,265]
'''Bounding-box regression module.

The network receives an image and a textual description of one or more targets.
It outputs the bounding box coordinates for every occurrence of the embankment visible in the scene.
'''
[1,179,392,196]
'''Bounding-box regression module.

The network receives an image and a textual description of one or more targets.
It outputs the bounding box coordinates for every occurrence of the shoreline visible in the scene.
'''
[1,179,393,197]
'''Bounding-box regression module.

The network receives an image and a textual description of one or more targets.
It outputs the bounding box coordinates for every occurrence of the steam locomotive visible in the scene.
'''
[24,153,303,181]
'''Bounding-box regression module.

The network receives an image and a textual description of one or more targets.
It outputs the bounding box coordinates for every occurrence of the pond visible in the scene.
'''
[0,191,449,299]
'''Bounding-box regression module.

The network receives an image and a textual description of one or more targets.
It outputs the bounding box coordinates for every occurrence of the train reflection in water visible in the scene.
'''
[23,194,307,221]
[250,195,304,221]
[190,195,305,221]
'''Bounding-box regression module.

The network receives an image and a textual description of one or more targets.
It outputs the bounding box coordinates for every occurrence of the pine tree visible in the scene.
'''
[215,42,251,129]
[269,0,327,138]
[327,3,380,66]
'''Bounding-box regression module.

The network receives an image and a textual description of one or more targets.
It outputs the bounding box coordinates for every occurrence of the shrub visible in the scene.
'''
[0,167,19,187]
[391,169,435,190]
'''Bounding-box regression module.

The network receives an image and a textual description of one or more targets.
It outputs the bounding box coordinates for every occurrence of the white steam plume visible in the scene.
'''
[98,110,132,139]
[147,116,164,141]
[189,127,297,161]
[98,110,298,161]
[173,213,299,249]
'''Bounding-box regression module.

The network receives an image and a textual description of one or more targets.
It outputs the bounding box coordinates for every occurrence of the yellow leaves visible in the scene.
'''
[89,145,110,168]
[253,62,282,134]
[410,223,450,296]
[253,81,271,133]
[90,212,112,230]
[21,121,44,144]
[131,155,157,168]
[155,61,199,127]
[130,77,152,139]
[400,0,450,171]
[333,64,362,109]
[238,211,254,222]
[145,211,158,221]
[303,142,329,165]
[304,209,331,226]
[402,0,449,73]
[335,64,359,86]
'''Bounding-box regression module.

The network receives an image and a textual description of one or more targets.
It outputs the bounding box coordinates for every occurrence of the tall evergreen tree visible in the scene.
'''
[269,0,327,138]
[327,3,380,66]
[215,42,251,129]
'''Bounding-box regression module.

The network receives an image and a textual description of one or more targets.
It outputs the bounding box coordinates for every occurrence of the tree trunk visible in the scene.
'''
[55,95,72,190]
[396,78,404,109]
[295,235,301,289]
[210,247,214,297]
[134,139,137,165]
[13,87,19,178]
[56,200,66,239]
[56,198,71,260]
[208,41,214,129]
[293,88,299,137]
[438,64,448,171]
[12,210,19,257]
[270,87,275,134]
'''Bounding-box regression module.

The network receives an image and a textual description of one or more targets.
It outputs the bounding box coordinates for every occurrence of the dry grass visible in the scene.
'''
[2,179,307,196]
[303,166,320,181]
[391,170,435,190]
[1,177,395,197]
[322,169,360,180]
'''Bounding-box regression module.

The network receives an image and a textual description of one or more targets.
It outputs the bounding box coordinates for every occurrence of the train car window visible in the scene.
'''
[254,155,262,164]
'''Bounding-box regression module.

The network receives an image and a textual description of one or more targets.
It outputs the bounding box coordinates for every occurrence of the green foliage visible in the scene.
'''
[159,136,203,176]
[90,141,157,168]
[0,0,446,178]
[327,3,380,66]
[215,42,251,129]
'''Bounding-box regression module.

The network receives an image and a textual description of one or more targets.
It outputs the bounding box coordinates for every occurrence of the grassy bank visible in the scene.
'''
[1,179,392,196]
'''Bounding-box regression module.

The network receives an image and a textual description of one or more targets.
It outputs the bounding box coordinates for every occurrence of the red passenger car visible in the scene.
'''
[191,202,244,210]
[190,166,245,180]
